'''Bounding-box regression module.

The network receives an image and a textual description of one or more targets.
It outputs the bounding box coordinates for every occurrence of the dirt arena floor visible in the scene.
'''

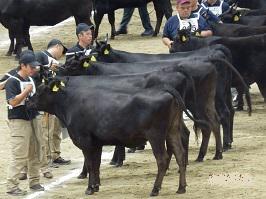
[0,4,266,199]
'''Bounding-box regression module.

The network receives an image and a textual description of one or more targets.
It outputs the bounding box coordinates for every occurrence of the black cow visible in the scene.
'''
[209,22,266,37]
[0,0,93,58]
[62,52,232,158]
[222,13,266,26]
[93,41,252,152]
[28,77,188,196]
[227,0,266,9]
[93,0,172,39]
[170,32,266,110]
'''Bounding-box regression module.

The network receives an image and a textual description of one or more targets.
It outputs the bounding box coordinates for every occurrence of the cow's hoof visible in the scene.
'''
[94,185,99,192]
[223,143,232,152]
[195,157,204,162]
[109,160,116,165]
[85,187,94,195]
[213,153,223,160]
[115,161,123,167]
[6,52,12,56]
[110,35,115,40]
[77,173,87,179]
[152,33,158,37]
[176,187,186,194]
[150,187,160,196]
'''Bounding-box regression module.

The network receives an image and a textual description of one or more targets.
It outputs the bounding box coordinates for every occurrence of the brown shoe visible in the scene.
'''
[7,187,27,196]
[43,171,53,179]
[18,173,27,180]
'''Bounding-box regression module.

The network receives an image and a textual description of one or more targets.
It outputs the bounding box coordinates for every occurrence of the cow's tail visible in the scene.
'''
[209,58,252,116]
[163,84,210,130]
[173,66,201,134]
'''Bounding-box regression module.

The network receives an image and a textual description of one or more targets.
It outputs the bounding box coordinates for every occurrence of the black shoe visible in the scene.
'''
[115,29,128,35]
[18,173,27,180]
[141,29,154,36]
[127,148,136,153]
[30,184,45,191]
[7,187,27,196]
[53,157,71,165]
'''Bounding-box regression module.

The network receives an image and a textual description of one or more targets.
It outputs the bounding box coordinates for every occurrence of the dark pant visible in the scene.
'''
[119,6,153,31]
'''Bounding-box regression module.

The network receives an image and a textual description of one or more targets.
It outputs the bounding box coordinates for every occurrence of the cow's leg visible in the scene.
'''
[84,146,102,195]
[6,29,15,56]
[77,157,88,179]
[216,100,231,152]
[152,2,164,36]
[92,146,102,192]
[227,90,235,146]
[196,127,211,162]
[94,13,104,39]
[149,135,168,196]
[23,25,33,51]
[235,86,244,111]
[257,81,266,103]
[181,120,190,166]
[166,118,186,194]
[107,11,116,39]
[110,145,125,167]
[211,112,223,160]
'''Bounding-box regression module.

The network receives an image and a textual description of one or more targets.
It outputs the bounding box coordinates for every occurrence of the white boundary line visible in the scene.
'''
[23,151,114,199]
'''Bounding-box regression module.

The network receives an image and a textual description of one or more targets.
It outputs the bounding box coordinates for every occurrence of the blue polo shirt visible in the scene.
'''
[163,13,211,41]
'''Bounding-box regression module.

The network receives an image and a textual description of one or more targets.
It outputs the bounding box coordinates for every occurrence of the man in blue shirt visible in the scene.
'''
[202,0,230,17]
[162,0,212,49]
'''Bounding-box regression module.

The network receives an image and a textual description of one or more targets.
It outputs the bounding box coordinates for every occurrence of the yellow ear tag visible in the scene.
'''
[60,81,65,87]
[52,85,59,92]
[195,31,200,37]
[104,49,109,55]
[42,79,45,83]
[234,15,240,22]
[181,35,187,42]
[91,55,97,62]
[83,61,90,68]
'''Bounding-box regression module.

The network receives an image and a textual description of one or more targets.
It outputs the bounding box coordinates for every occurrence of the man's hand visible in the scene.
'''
[50,63,59,71]
[24,84,33,94]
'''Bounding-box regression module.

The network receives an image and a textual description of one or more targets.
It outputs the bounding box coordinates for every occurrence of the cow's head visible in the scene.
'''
[170,29,202,53]
[61,51,98,76]
[27,78,67,114]
[220,9,241,23]
[95,39,112,59]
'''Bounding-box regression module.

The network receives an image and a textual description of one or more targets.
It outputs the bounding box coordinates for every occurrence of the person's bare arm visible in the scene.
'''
[8,84,33,107]
[162,37,173,49]
[200,30,213,37]
[0,80,7,90]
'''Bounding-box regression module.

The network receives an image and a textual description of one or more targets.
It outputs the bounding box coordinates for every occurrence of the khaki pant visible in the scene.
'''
[6,118,41,192]
[42,114,62,161]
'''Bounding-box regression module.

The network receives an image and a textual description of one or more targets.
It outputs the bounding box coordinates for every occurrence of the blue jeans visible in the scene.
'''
[119,6,153,31]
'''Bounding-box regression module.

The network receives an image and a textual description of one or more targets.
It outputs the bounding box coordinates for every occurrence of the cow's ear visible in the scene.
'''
[233,12,240,22]
[49,80,64,92]
[179,34,189,43]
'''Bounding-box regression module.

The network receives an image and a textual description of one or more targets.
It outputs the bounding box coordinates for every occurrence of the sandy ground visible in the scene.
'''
[0,4,266,199]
